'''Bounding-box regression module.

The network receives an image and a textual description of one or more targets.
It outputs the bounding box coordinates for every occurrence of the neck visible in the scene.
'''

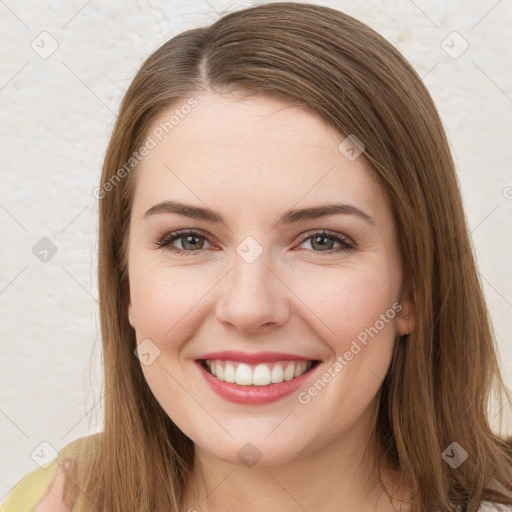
[182,404,411,512]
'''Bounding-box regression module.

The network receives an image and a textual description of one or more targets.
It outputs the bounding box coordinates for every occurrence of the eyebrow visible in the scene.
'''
[143,200,375,228]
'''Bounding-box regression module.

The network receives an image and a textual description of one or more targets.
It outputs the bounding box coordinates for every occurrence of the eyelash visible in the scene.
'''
[155,229,355,256]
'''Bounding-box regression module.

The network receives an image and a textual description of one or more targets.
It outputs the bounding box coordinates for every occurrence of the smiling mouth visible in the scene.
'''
[200,359,319,386]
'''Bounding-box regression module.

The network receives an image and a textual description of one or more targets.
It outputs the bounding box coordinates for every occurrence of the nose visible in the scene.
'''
[215,249,290,336]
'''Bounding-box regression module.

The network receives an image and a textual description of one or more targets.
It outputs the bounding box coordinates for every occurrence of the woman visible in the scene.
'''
[3,3,511,511]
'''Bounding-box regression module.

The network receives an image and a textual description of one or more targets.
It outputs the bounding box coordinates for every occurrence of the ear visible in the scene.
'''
[396,286,416,336]
[128,297,135,329]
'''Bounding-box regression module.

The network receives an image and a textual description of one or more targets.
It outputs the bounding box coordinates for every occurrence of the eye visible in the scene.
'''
[295,230,354,254]
[155,229,355,256]
[155,229,213,255]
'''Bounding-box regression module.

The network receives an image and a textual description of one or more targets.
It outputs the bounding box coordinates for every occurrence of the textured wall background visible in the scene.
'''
[1,0,511,497]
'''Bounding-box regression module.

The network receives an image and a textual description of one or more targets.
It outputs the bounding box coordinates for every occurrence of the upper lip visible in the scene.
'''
[197,350,318,365]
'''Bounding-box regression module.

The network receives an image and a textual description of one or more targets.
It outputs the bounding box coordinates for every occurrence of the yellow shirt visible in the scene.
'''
[1,436,91,512]
[3,436,511,512]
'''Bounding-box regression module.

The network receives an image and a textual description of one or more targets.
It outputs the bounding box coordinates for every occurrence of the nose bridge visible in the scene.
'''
[215,237,289,334]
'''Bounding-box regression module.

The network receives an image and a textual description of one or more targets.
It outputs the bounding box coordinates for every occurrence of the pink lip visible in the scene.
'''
[197,350,314,364]
[196,359,320,405]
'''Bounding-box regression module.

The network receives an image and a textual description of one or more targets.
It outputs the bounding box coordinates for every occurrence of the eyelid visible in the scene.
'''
[295,229,354,247]
[155,228,217,250]
[155,228,355,255]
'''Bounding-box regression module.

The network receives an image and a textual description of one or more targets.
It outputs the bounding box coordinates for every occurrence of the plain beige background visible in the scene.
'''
[1,0,511,498]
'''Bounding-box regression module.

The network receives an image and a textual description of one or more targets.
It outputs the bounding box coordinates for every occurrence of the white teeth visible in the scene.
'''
[205,360,313,386]
[224,363,236,383]
[235,363,253,385]
[271,364,284,384]
[283,362,296,381]
[253,364,271,386]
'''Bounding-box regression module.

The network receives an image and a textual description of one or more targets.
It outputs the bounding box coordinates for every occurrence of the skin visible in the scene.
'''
[125,91,416,511]
[37,91,416,512]
[31,459,77,511]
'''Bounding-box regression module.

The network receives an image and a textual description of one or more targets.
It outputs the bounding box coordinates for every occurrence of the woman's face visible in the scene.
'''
[127,91,414,466]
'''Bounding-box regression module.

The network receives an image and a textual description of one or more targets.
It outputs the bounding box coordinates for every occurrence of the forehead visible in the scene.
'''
[132,92,386,223]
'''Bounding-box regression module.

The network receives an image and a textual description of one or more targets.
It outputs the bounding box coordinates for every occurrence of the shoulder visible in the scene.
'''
[1,434,100,512]
[478,502,512,511]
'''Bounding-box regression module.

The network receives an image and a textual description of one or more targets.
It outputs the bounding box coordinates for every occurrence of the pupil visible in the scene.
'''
[184,235,201,250]
[313,236,332,251]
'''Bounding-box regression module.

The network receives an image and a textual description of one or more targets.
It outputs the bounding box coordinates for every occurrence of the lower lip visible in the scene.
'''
[197,361,319,405]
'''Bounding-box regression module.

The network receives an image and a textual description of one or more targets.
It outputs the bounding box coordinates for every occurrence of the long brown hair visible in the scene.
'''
[73,3,512,511]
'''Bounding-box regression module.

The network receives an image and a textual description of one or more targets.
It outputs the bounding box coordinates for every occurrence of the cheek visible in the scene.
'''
[287,260,400,348]
[129,253,400,352]
[128,257,218,343]
[289,262,400,430]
